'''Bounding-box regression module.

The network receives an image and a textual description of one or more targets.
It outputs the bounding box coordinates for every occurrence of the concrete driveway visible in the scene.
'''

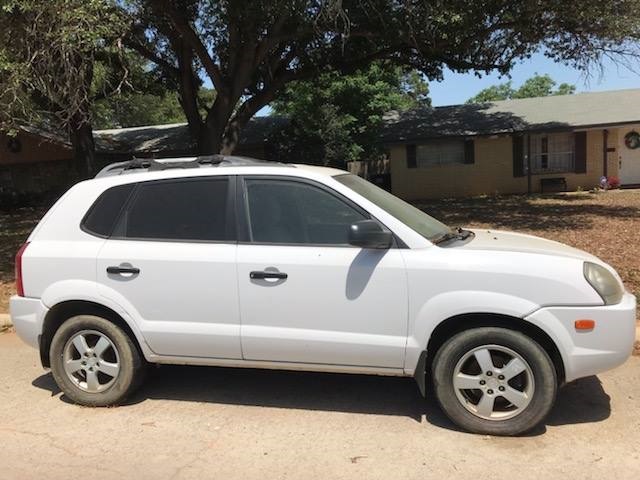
[1,331,639,480]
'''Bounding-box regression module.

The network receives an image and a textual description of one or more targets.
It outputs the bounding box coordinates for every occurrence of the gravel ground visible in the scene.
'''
[1,331,640,480]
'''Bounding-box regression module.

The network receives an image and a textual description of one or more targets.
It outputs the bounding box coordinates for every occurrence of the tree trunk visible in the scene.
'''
[197,95,236,155]
[197,125,223,155]
[69,116,96,179]
[221,119,243,155]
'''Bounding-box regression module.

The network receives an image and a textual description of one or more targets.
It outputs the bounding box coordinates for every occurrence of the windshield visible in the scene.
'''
[334,174,451,242]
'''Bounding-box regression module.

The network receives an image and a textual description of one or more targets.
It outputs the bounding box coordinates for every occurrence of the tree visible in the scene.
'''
[466,82,515,103]
[512,74,576,99]
[92,92,185,129]
[270,62,429,167]
[0,0,127,176]
[122,0,640,155]
[467,74,577,103]
[92,87,216,129]
[90,50,218,129]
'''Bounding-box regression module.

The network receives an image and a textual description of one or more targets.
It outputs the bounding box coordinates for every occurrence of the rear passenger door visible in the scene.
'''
[94,176,241,359]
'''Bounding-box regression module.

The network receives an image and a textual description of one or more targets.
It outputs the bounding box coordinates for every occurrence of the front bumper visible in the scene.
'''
[9,295,48,349]
[526,292,637,382]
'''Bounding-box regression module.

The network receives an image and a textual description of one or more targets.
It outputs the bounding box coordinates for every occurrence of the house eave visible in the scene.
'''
[380,119,640,146]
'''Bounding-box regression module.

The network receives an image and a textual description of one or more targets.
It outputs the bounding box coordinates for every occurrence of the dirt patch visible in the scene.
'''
[0,207,46,312]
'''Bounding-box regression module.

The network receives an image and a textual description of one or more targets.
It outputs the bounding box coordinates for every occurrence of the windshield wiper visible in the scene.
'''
[433,227,473,245]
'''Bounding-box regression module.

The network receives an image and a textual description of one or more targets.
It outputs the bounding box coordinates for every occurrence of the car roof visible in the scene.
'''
[88,155,348,189]
[96,155,345,178]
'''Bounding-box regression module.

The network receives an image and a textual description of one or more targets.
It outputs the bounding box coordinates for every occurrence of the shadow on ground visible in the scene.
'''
[32,365,610,436]
[420,195,640,232]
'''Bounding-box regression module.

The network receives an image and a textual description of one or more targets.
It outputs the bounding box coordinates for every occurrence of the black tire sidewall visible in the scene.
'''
[50,315,143,406]
[432,327,557,436]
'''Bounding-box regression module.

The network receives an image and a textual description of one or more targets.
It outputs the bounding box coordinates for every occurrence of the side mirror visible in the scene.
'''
[348,220,393,249]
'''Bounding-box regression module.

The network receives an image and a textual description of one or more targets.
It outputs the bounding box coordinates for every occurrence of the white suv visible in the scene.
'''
[10,156,636,435]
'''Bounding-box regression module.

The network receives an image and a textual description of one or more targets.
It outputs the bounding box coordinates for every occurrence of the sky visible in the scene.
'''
[429,52,640,106]
[252,51,640,115]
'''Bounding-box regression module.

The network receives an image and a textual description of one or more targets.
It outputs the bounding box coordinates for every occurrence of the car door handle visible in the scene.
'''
[107,265,140,275]
[250,271,287,280]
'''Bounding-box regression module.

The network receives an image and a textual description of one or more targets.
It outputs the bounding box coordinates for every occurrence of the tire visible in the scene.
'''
[50,315,146,406]
[432,327,557,436]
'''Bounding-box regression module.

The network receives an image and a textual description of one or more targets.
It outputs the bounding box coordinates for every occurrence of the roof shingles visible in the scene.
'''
[381,88,640,143]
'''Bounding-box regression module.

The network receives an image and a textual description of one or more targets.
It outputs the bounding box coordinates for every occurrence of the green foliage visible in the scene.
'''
[92,87,216,129]
[512,75,576,99]
[270,62,430,167]
[466,83,515,103]
[467,74,577,103]
[0,0,127,130]
[92,92,185,129]
[90,50,215,128]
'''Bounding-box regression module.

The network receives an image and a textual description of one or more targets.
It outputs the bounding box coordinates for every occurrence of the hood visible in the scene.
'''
[461,229,600,262]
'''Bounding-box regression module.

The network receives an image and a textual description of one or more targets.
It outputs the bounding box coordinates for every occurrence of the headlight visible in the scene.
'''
[583,262,623,305]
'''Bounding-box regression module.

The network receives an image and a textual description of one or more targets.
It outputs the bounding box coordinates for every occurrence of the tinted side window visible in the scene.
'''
[82,184,135,237]
[245,179,366,244]
[118,178,229,241]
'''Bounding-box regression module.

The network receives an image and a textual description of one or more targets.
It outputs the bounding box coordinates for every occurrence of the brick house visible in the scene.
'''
[382,89,640,199]
[0,117,281,204]
[0,126,74,202]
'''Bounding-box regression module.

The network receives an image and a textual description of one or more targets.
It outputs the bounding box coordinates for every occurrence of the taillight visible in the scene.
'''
[15,242,29,297]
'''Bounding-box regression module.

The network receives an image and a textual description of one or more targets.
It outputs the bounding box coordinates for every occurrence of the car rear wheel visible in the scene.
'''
[50,315,146,406]
[432,327,557,436]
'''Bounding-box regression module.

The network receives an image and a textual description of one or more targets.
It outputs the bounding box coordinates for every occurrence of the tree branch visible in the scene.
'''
[176,39,203,139]
[151,0,226,92]
[126,39,179,76]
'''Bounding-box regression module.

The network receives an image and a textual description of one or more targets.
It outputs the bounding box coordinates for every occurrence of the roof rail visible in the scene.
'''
[95,155,282,178]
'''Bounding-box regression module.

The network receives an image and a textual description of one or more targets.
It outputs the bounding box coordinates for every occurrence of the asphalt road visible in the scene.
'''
[1,331,639,480]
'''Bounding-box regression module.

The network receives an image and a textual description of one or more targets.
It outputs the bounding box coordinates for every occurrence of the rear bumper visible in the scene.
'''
[9,296,47,349]
[526,292,637,382]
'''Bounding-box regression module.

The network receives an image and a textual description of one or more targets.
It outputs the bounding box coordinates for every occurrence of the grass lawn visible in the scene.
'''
[0,189,638,314]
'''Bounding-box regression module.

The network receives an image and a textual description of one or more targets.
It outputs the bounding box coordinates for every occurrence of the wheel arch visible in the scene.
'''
[40,300,146,368]
[420,313,565,393]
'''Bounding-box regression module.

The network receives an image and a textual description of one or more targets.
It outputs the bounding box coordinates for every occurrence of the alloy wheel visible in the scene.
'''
[452,344,534,421]
[62,330,121,393]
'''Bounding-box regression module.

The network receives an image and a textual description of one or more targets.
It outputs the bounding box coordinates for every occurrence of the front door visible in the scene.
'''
[618,126,640,185]
[236,177,408,369]
[96,176,242,359]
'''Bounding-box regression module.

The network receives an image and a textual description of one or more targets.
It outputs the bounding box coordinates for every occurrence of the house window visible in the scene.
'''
[529,132,574,173]
[416,140,465,167]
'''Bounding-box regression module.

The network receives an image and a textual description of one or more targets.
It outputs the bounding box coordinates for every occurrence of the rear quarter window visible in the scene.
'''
[81,183,135,237]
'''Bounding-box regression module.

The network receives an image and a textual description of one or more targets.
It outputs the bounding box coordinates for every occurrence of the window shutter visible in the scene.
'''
[464,139,475,164]
[512,135,524,177]
[574,131,587,173]
[406,144,417,168]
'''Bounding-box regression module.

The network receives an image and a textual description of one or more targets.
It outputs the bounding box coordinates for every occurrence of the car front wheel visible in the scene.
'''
[50,315,146,406]
[432,327,557,436]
